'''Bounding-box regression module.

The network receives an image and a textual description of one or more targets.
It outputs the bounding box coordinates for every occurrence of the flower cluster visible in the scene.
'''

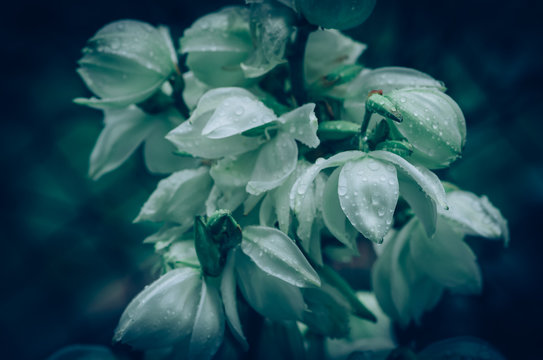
[73,1,509,359]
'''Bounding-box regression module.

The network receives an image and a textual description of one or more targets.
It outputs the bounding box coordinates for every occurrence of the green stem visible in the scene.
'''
[286,20,317,106]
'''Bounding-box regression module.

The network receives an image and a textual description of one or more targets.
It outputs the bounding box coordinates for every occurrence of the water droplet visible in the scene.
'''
[432,124,438,130]
[377,208,386,217]
[400,97,406,103]
[235,107,245,116]
[338,186,347,196]
[116,23,125,31]
[367,160,380,171]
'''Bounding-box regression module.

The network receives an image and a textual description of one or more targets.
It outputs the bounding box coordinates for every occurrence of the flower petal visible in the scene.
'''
[235,250,306,321]
[322,167,358,250]
[89,106,155,179]
[278,104,320,148]
[114,268,202,349]
[370,150,447,237]
[247,133,298,195]
[241,226,320,287]
[220,253,248,351]
[135,167,212,224]
[189,278,225,360]
[338,157,399,243]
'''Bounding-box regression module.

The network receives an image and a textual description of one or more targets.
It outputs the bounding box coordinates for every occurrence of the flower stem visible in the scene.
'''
[287,20,317,106]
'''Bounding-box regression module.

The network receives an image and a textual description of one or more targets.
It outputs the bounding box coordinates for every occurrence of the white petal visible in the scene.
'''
[278,104,320,148]
[339,157,399,243]
[235,250,306,321]
[189,278,225,360]
[210,152,257,189]
[220,253,248,350]
[202,95,277,139]
[247,133,297,195]
[370,150,447,236]
[410,218,482,293]
[114,268,202,349]
[89,107,155,179]
[135,167,212,224]
[241,226,320,287]
[322,167,359,250]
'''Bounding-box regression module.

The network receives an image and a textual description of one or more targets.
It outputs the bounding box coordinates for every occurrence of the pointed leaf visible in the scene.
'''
[247,133,298,195]
[241,226,320,287]
[339,157,399,243]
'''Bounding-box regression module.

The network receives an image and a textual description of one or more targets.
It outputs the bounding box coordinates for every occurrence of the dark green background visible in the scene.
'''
[2,0,542,358]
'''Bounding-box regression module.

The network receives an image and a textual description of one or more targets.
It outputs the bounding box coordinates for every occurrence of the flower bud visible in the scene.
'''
[295,0,376,30]
[76,20,177,108]
[368,88,466,169]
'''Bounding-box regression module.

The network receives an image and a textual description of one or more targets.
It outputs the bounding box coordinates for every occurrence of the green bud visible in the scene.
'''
[376,88,466,169]
[317,120,361,140]
[75,20,177,108]
[375,140,414,158]
[194,210,242,277]
[296,0,376,30]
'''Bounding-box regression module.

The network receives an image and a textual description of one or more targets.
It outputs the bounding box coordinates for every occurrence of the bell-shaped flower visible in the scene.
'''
[75,20,177,108]
[114,267,226,360]
[304,29,366,98]
[88,106,197,179]
[371,190,508,327]
[296,0,376,30]
[168,87,319,195]
[342,66,445,124]
[367,87,467,169]
[180,7,254,87]
[290,150,448,245]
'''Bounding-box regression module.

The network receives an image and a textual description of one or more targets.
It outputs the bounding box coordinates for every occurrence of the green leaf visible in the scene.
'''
[338,157,399,243]
[247,133,298,195]
[135,167,212,225]
[189,278,225,360]
[278,104,320,148]
[220,253,248,350]
[114,267,202,349]
[235,250,306,321]
[89,106,155,180]
[241,226,320,287]
[322,167,358,250]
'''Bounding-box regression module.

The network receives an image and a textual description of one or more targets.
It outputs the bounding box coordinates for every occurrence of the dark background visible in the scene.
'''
[2,0,542,359]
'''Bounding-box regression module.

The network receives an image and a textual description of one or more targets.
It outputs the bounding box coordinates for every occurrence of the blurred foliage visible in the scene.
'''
[1,0,541,359]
